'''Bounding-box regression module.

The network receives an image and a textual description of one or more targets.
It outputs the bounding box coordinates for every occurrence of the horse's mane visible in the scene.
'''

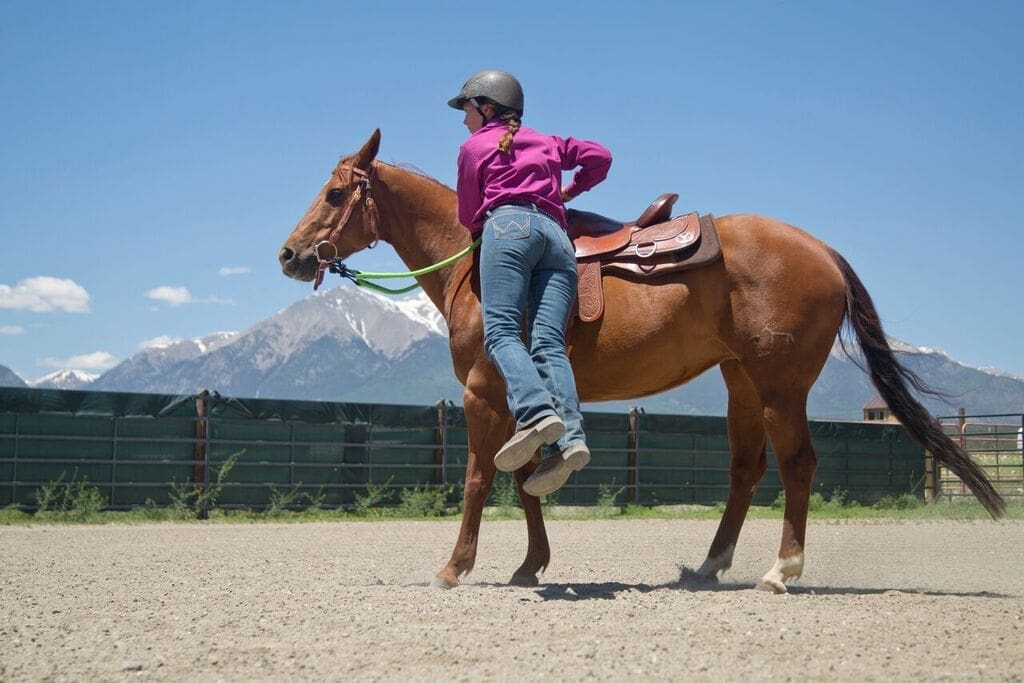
[388,160,455,193]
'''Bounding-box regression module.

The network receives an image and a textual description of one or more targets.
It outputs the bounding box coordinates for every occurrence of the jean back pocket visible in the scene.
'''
[490,212,532,240]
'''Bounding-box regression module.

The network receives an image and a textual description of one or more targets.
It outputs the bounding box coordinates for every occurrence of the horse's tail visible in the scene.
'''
[827,247,1006,518]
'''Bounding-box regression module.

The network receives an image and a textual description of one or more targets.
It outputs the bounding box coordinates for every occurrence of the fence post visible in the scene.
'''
[435,400,448,486]
[957,407,967,496]
[195,391,210,520]
[628,406,640,504]
[110,416,118,509]
[11,414,19,507]
[924,448,935,502]
[367,405,375,494]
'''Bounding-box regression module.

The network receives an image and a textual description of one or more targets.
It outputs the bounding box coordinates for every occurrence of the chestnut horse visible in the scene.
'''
[279,130,1004,593]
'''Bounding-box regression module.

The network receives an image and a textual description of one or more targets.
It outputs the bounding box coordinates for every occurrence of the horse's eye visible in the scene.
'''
[326,188,346,206]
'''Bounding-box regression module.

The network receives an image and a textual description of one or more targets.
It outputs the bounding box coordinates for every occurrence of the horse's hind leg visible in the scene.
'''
[433,381,510,589]
[757,396,817,593]
[509,458,550,586]
[694,360,768,579]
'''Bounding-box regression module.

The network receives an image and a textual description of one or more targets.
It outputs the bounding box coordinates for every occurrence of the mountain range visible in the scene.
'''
[3,286,1022,420]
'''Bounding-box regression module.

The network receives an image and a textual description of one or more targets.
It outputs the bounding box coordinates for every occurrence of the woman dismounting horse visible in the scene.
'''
[449,70,612,497]
[280,126,1005,592]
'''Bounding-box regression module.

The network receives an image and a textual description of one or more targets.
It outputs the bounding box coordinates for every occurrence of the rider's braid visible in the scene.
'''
[497,111,521,154]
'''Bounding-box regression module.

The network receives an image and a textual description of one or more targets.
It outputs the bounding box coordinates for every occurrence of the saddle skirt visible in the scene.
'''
[566,194,722,322]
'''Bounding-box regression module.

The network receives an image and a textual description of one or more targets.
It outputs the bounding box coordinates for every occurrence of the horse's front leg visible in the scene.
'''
[510,457,550,586]
[432,381,511,589]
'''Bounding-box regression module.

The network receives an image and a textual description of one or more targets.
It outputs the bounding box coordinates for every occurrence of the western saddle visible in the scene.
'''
[567,193,722,322]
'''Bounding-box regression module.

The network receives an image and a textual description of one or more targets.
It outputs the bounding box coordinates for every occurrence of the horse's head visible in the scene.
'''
[278,129,382,282]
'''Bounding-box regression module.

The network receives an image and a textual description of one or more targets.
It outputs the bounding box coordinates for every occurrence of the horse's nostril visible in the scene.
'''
[279,247,295,264]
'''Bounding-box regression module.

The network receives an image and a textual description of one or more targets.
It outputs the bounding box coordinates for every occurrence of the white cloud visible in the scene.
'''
[40,351,118,371]
[145,286,193,307]
[144,287,234,307]
[201,296,236,305]
[138,335,182,350]
[0,276,90,313]
[0,325,24,335]
[218,266,251,277]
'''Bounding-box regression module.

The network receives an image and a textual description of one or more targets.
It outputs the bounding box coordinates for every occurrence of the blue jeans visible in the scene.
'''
[480,204,585,456]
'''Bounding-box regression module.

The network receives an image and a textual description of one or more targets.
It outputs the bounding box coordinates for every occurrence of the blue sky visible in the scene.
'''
[1,1,1022,384]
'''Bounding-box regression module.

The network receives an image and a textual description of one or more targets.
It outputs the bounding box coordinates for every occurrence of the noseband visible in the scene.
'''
[313,162,380,290]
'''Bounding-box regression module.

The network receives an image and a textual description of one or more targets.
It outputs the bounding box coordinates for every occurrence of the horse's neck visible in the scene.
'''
[374,163,472,315]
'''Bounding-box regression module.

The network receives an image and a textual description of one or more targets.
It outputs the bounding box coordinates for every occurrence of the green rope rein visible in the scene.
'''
[327,237,481,295]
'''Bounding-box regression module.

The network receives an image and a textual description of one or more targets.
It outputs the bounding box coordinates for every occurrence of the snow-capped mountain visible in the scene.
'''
[62,285,1024,418]
[28,369,97,390]
[0,364,26,388]
[90,287,463,404]
[92,332,239,393]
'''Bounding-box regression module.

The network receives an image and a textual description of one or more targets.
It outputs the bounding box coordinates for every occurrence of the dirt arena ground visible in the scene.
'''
[2,518,1022,681]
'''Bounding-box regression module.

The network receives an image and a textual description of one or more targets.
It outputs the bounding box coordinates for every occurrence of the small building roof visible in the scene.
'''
[863,394,889,410]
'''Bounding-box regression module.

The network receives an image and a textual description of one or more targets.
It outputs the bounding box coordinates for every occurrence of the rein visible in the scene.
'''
[312,161,481,294]
[324,237,481,295]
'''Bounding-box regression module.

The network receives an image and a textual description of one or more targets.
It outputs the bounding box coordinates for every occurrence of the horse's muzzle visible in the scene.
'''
[278,244,317,281]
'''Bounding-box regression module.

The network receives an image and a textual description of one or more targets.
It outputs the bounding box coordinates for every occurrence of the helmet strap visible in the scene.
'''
[469,98,490,123]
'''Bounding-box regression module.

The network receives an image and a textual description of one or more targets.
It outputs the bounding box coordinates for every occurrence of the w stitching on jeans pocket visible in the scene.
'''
[492,214,531,239]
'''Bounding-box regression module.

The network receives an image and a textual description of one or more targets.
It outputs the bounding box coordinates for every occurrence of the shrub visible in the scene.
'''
[874,493,920,510]
[397,485,452,517]
[540,489,559,511]
[353,477,394,517]
[492,472,519,515]
[265,483,306,516]
[35,469,107,522]
[168,450,242,519]
[593,480,625,517]
[772,487,850,513]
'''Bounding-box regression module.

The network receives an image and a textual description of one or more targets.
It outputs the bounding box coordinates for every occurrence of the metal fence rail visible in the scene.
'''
[935,411,1024,500]
[0,388,927,512]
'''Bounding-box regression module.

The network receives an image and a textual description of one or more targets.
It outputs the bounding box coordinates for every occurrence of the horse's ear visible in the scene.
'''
[354,129,381,167]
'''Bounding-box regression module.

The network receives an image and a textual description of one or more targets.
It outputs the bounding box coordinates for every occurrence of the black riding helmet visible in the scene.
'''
[447,70,524,116]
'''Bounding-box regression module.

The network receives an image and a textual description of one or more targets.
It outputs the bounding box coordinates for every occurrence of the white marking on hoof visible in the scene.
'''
[695,544,735,579]
[430,577,456,590]
[756,554,803,594]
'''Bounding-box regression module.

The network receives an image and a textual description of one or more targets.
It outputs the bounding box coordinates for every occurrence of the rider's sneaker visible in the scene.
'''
[523,442,590,497]
[493,415,565,472]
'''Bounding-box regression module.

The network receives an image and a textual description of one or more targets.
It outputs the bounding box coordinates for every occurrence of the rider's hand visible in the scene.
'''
[561,189,572,204]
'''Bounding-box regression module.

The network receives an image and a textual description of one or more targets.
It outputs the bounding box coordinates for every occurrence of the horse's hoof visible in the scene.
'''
[680,566,719,584]
[756,555,801,594]
[755,578,788,594]
[509,573,539,587]
[430,576,459,590]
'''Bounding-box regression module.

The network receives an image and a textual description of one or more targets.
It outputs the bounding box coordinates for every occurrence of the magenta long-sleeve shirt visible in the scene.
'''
[456,119,612,234]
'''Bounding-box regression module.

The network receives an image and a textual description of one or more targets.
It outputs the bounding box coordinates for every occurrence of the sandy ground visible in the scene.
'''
[2,518,1023,682]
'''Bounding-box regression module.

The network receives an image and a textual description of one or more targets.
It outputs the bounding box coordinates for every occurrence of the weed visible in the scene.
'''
[874,493,921,510]
[398,485,453,517]
[265,483,306,516]
[492,472,519,516]
[305,486,326,512]
[168,450,243,519]
[540,489,559,513]
[353,476,393,517]
[773,487,854,513]
[34,468,107,522]
[593,480,625,517]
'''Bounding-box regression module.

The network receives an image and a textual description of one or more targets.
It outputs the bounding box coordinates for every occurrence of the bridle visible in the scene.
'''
[313,162,380,290]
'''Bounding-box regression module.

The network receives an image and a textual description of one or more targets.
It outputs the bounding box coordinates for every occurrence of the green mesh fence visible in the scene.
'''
[0,387,925,510]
